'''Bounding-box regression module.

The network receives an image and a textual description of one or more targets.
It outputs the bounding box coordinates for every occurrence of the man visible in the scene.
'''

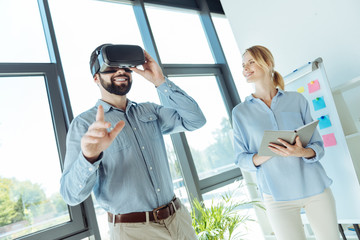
[60,44,206,240]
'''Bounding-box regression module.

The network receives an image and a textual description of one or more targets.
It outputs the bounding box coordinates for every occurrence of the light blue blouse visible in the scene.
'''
[232,89,332,201]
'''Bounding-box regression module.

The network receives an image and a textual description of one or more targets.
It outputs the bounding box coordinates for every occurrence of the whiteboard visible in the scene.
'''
[284,58,360,223]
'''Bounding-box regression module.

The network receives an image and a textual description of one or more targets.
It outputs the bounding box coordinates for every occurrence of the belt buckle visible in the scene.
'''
[152,204,167,223]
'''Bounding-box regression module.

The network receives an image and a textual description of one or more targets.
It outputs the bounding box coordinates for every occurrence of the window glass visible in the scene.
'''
[48,0,144,116]
[145,5,214,64]
[169,76,236,180]
[211,14,254,101]
[0,76,70,239]
[0,0,49,62]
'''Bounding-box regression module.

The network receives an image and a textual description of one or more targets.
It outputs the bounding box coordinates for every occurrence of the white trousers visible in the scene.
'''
[263,188,339,240]
[108,203,197,240]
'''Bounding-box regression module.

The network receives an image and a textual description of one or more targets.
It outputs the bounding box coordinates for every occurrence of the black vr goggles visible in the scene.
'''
[91,44,145,76]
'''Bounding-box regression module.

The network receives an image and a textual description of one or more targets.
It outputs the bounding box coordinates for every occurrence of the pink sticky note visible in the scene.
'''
[308,80,320,93]
[322,133,337,147]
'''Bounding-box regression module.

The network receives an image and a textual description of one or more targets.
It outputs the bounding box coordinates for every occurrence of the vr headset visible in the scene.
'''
[91,44,145,76]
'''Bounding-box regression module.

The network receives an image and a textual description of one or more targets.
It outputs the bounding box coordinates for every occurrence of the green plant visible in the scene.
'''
[191,182,264,240]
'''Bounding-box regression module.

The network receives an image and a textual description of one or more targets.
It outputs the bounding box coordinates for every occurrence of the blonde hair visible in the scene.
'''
[244,45,284,90]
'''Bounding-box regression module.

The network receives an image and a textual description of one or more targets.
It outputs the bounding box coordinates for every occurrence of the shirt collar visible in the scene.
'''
[96,99,137,113]
[245,88,284,103]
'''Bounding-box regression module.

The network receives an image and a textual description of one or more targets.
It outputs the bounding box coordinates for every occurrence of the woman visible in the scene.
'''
[232,45,339,240]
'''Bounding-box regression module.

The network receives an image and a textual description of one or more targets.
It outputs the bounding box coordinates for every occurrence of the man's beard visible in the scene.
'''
[99,74,132,96]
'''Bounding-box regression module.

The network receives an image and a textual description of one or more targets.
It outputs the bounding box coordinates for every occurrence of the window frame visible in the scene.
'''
[0,63,99,240]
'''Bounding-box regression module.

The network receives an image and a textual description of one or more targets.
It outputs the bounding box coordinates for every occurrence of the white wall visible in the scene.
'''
[220,0,360,89]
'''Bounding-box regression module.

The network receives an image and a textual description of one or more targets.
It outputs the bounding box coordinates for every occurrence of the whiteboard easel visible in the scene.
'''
[284,58,360,223]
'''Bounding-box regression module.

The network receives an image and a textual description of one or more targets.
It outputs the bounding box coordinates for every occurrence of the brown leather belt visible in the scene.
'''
[108,197,181,223]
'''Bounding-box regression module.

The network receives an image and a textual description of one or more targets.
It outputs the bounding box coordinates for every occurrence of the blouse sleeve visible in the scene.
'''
[300,95,325,163]
[232,108,259,172]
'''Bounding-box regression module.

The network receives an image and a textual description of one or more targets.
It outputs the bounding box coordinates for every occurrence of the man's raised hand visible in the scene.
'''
[130,50,165,87]
[81,105,125,163]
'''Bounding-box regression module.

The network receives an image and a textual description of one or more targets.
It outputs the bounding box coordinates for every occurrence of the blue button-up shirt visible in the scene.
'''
[232,89,332,201]
[60,78,206,214]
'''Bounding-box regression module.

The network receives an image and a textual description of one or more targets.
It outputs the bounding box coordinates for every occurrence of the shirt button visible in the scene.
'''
[141,146,145,150]
[157,188,161,192]
[149,117,152,120]
[79,184,83,188]
[149,167,153,170]
[88,168,93,172]
[133,127,137,130]
[164,89,168,93]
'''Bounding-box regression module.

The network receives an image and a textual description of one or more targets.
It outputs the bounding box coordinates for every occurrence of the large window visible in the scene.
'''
[0,77,69,239]
[0,0,99,238]
[0,64,93,239]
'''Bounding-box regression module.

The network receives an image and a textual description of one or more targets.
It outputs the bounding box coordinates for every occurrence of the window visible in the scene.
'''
[169,76,235,179]
[145,5,214,64]
[0,63,90,239]
[0,77,69,238]
[0,0,49,62]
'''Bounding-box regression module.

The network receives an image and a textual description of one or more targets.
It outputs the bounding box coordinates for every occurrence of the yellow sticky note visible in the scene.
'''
[297,86,305,93]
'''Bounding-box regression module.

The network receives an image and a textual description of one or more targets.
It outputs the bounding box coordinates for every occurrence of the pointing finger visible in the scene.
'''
[96,105,105,122]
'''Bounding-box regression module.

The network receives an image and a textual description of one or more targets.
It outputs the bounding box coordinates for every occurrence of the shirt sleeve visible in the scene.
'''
[60,118,101,206]
[232,108,259,172]
[155,78,206,134]
[300,95,325,163]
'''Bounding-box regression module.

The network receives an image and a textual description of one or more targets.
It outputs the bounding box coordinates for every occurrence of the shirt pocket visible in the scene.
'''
[138,113,161,139]
[108,130,131,152]
[280,112,304,130]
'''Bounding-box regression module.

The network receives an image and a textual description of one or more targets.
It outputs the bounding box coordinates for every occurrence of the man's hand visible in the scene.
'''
[81,105,125,163]
[268,136,315,158]
[130,50,165,87]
